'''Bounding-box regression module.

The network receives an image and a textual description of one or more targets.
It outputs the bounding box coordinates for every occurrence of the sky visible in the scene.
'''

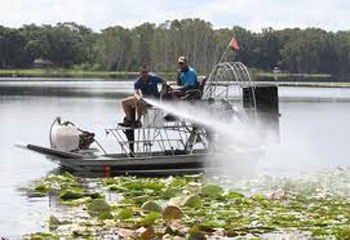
[0,0,349,32]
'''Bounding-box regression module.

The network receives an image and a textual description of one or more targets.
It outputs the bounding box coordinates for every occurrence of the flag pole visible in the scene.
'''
[218,44,231,64]
[207,41,231,89]
[218,36,240,64]
[207,36,238,93]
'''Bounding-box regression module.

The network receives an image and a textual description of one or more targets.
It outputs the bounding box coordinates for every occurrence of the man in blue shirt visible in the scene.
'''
[173,56,199,97]
[120,65,166,128]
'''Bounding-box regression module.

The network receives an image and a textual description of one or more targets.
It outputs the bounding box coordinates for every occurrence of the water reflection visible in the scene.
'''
[0,80,133,98]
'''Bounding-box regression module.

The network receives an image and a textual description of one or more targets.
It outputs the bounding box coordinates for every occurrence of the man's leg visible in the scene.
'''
[136,100,146,122]
[122,97,138,121]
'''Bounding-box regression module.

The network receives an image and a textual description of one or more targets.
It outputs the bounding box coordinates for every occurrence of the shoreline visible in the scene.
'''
[0,68,340,78]
[0,69,349,88]
[1,78,350,88]
[0,69,175,80]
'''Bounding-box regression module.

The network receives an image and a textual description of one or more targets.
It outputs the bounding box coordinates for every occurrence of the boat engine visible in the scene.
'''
[50,118,95,152]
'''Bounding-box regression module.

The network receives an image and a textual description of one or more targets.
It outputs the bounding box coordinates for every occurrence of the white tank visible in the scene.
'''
[50,124,81,152]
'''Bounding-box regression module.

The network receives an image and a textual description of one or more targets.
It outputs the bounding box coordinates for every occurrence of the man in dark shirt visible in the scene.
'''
[120,65,166,128]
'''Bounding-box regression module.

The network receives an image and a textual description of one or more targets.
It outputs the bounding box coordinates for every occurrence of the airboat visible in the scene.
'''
[22,62,279,176]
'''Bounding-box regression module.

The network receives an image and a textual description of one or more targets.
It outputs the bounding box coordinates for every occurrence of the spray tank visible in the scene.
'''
[49,117,95,152]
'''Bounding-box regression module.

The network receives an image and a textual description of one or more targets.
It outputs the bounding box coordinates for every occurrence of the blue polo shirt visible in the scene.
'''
[179,67,199,91]
[134,74,162,97]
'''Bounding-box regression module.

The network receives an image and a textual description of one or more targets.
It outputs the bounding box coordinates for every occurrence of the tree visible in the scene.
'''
[97,26,134,71]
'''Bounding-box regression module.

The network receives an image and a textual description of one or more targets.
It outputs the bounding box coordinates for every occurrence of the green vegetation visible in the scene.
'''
[23,168,350,239]
[0,68,140,78]
[31,172,103,205]
[1,20,350,77]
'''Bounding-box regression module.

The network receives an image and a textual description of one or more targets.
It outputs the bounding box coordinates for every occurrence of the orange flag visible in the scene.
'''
[229,37,239,51]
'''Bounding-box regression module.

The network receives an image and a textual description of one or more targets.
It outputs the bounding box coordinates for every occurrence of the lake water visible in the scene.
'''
[1,80,350,237]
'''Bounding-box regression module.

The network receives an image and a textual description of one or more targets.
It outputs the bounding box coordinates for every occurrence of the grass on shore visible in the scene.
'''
[2,69,350,88]
[0,69,139,79]
[255,72,332,79]
[0,68,335,79]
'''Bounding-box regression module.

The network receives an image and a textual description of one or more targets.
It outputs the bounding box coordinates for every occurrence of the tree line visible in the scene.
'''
[1,19,350,75]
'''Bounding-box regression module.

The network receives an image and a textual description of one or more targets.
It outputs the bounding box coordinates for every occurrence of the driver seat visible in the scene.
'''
[180,77,207,100]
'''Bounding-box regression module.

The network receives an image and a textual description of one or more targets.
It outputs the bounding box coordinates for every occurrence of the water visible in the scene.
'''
[1,79,350,237]
[260,101,350,175]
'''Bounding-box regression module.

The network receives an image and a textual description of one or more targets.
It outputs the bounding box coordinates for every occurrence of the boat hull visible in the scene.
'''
[25,144,261,177]
[58,153,208,176]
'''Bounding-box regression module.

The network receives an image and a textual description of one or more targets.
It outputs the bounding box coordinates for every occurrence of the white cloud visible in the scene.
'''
[0,0,349,32]
[199,0,350,31]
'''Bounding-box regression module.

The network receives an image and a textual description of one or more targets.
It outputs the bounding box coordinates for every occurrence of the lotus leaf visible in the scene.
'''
[201,185,223,198]
[28,232,58,240]
[226,191,245,200]
[133,195,150,205]
[59,187,86,200]
[141,200,162,213]
[161,188,178,199]
[135,226,155,239]
[182,195,202,208]
[34,184,51,195]
[48,215,60,230]
[98,211,114,220]
[87,199,111,217]
[139,212,161,226]
[117,208,133,220]
[163,206,182,221]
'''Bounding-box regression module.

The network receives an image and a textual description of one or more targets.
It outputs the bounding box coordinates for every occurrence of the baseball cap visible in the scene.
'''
[177,56,187,64]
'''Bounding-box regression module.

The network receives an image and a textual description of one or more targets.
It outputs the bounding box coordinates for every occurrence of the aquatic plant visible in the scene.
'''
[23,169,350,239]
[31,172,103,205]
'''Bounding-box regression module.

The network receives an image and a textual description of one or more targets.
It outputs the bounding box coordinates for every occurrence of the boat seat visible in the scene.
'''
[180,77,207,100]
[163,77,207,122]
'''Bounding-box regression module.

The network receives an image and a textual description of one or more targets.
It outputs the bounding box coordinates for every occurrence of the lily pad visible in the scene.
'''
[201,185,223,198]
[189,224,209,240]
[59,187,85,200]
[200,220,227,229]
[133,195,150,205]
[28,232,58,240]
[182,195,202,208]
[163,205,182,221]
[141,200,162,213]
[87,199,111,217]
[252,193,266,201]
[226,191,245,200]
[108,184,128,192]
[117,208,133,220]
[169,197,184,207]
[334,226,350,239]
[161,187,179,199]
[139,211,161,226]
[34,183,51,195]
[135,226,155,239]
[98,211,114,220]
[48,215,60,230]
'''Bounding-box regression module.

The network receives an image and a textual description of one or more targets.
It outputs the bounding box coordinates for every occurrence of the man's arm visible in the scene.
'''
[134,80,143,100]
[134,89,142,100]
[153,76,168,89]
[161,78,167,88]
[176,70,182,86]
